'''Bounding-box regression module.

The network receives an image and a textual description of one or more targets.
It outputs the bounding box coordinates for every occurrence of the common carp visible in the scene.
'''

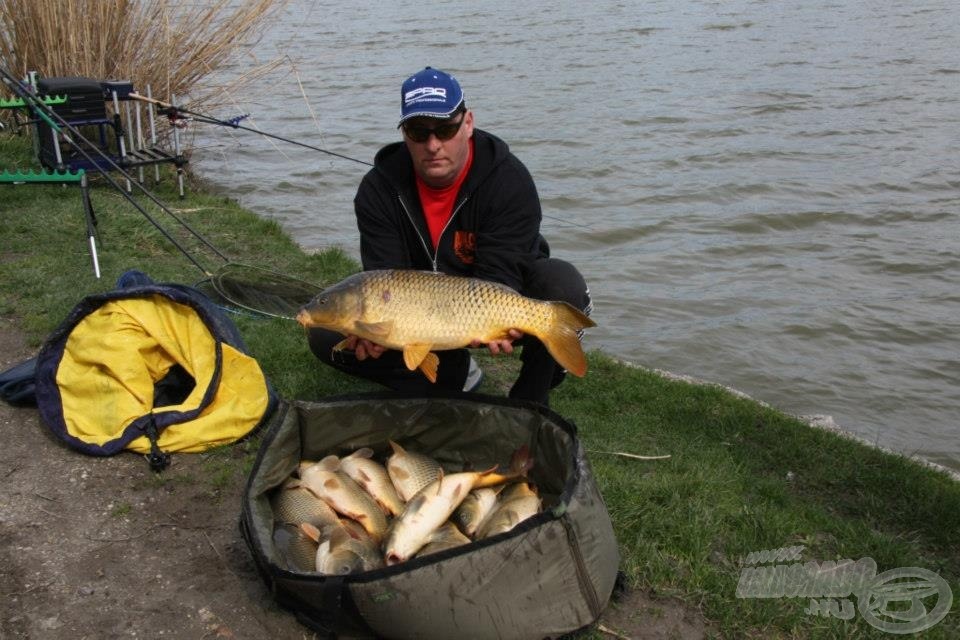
[386,440,443,502]
[415,521,472,558]
[270,478,342,529]
[299,456,389,542]
[301,522,384,575]
[272,523,319,572]
[383,447,533,565]
[338,447,405,517]
[498,480,540,503]
[477,482,542,539]
[452,487,501,537]
[296,269,595,382]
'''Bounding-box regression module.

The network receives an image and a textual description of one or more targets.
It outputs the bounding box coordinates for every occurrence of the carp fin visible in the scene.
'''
[389,464,410,481]
[349,447,375,460]
[537,301,594,377]
[474,464,517,489]
[318,455,341,472]
[328,526,353,547]
[331,337,351,352]
[355,319,393,339]
[419,352,439,383]
[374,497,394,516]
[297,460,314,477]
[402,344,437,381]
[300,522,322,543]
[435,467,445,496]
[406,492,427,514]
[509,445,534,476]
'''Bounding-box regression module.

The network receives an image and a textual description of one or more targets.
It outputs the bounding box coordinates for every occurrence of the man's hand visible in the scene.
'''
[470,329,523,355]
[342,334,387,360]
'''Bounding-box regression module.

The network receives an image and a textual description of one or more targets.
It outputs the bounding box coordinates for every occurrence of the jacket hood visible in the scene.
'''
[372,128,512,198]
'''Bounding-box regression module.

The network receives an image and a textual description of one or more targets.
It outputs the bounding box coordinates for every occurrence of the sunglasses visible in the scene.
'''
[402,115,465,143]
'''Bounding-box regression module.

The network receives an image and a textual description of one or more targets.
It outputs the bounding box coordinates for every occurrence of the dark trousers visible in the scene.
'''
[307,258,591,405]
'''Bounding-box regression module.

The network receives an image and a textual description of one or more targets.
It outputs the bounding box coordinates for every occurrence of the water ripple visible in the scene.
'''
[193,0,960,473]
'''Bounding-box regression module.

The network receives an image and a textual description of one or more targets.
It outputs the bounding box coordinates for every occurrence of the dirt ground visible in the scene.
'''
[0,315,709,640]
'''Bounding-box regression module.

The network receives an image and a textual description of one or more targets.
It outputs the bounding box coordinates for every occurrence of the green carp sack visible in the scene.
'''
[272,441,541,574]
[242,396,622,639]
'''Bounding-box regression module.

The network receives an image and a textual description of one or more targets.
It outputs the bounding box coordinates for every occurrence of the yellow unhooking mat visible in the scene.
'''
[36,279,278,470]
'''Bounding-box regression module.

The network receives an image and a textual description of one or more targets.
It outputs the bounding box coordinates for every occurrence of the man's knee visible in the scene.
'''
[524,258,591,312]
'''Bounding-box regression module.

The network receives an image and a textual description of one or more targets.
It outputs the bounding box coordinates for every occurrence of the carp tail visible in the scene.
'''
[537,301,595,377]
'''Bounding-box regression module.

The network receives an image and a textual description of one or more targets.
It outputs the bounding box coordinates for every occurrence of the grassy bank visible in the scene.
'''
[1,132,957,638]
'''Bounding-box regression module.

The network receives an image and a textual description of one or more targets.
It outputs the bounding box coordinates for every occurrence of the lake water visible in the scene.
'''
[192,0,960,473]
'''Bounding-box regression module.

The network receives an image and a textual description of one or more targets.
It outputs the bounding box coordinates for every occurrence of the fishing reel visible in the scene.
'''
[158,105,191,129]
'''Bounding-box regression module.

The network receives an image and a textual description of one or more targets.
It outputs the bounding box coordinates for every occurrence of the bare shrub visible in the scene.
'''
[0,0,288,116]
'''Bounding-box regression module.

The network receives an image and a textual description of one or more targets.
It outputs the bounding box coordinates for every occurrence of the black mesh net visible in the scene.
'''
[194,263,324,320]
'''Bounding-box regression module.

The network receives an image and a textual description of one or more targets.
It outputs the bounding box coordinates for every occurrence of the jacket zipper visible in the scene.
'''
[398,193,471,272]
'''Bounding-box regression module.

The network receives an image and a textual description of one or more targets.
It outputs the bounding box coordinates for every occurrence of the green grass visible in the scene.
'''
[557,358,959,637]
[110,502,132,518]
[1,132,957,638]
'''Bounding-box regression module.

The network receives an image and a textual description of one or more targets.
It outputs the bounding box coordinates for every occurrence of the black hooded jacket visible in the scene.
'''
[354,128,550,292]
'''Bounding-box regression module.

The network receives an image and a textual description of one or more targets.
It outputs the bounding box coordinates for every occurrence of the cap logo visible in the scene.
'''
[405,86,447,105]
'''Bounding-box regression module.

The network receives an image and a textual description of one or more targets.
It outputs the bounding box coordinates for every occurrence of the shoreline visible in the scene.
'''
[631,361,960,483]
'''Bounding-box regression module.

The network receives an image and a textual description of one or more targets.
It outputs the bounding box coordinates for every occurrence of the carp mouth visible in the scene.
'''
[295,309,312,327]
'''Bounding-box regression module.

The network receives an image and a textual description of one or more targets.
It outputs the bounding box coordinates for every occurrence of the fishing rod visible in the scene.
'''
[132,93,593,231]
[0,67,227,275]
[129,92,373,167]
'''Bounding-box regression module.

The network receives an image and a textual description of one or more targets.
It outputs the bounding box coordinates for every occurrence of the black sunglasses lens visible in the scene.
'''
[405,118,462,142]
[433,123,459,140]
[405,127,430,143]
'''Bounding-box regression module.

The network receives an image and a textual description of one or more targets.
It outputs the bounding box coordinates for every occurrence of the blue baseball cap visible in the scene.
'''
[398,67,465,126]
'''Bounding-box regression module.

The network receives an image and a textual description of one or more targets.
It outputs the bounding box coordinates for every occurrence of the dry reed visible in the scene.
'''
[0,0,288,113]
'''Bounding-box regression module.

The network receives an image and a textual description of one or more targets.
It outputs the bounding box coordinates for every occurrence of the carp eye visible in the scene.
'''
[317,296,328,306]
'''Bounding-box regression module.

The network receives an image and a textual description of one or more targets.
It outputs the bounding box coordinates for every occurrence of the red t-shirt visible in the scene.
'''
[415,139,475,249]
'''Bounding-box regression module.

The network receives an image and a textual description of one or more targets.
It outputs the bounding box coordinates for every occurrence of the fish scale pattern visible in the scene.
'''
[299,268,592,376]
[358,269,552,348]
